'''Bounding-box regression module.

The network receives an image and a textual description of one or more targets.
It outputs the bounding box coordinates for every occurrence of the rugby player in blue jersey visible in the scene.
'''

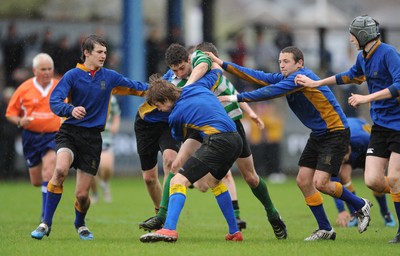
[210,45,372,241]
[296,15,400,243]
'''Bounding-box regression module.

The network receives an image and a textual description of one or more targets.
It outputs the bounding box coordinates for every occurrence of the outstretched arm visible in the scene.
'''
[295,74,337,88]
[348,88,392,107]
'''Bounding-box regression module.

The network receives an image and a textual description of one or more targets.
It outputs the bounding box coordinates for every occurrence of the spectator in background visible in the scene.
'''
[243,102,286,183]
[228,32,247,66]
[69,34,86,69]
[146,27,166,78]
[227,32,248,92]
[53,35,75,77]
[1,23,35,88]
[40,27,57,60]
[0,87,19,179]
[252,25,277,73]
[274,23,294,50]
[166,26,184,46]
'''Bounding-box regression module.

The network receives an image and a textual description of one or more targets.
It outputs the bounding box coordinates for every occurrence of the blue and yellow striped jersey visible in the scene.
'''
[169,69,236,141]
[222,61,348,136]
[335,40,400,131]
[50,63,147,130]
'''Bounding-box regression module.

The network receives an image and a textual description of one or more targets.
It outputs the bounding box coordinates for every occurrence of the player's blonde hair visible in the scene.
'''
[146,74,181,105]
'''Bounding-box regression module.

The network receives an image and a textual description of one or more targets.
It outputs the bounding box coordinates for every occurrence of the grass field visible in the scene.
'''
[0,175,398,255]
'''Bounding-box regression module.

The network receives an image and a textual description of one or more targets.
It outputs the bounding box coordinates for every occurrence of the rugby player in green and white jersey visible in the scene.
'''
[139,43,287,240]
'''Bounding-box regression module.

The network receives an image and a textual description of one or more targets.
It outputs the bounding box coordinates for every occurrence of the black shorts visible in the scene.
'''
[56,124,102,176]
[134,114,180,170]
[180,132,243,183]
[367,124,400,158]
[346,155,366,170]
[298,129,350,176]
[235,120,252,158]
[184,120,251,158]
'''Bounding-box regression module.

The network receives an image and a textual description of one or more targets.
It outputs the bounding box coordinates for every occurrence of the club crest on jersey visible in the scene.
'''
[100,81,106,90]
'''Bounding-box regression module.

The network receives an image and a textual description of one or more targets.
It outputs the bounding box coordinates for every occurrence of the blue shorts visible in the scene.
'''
[22,130,56,168]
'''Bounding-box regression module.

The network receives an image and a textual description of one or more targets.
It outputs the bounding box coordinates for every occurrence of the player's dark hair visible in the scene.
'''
[146,73,182,105]
[281,46,304,65]
[165,43,189,67]
[195,42,219,57]
[81,35,107,62]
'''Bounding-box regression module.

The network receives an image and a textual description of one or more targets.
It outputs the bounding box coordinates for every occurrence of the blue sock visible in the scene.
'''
[309,204,331,231]
[43,191,62,227]
[375,194,389,216]
[339,187,364,210]
[331,177,345,213]
[333,197,346,213]
[216,190,239,235]
[74,208,87,228]
[164,193,186,230]
[41,181,48,220]
[345,191,357,215]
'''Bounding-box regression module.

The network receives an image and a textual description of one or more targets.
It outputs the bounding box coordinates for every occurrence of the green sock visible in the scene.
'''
[251,177,277,218]
[232,200,240,218]
[157,172,175,221]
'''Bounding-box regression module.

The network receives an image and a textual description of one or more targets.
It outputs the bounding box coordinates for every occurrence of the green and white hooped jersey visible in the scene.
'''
[102,95,121,147]
[170,50,243,121]
[213,75,243,121]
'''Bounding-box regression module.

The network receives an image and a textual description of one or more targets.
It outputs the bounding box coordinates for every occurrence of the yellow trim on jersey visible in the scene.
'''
[340,75,366,85]
[138,101,157,120]
[185,124,221,135]
[302,87,346,131]
[211,183,228,196]
[112,86,146,97]
[226,65,270,86]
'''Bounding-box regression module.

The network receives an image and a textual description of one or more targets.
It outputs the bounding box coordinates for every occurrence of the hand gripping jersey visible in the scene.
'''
[168,69,237,141]
[50,63,147,130]
[137,50,212,123]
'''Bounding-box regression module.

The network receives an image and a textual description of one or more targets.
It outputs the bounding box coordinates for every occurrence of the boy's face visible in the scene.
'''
[153,99,174,112]
[278,52,302,77]
[85,43,107,68]
[350,34,361,50]
[170,58,192,79]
